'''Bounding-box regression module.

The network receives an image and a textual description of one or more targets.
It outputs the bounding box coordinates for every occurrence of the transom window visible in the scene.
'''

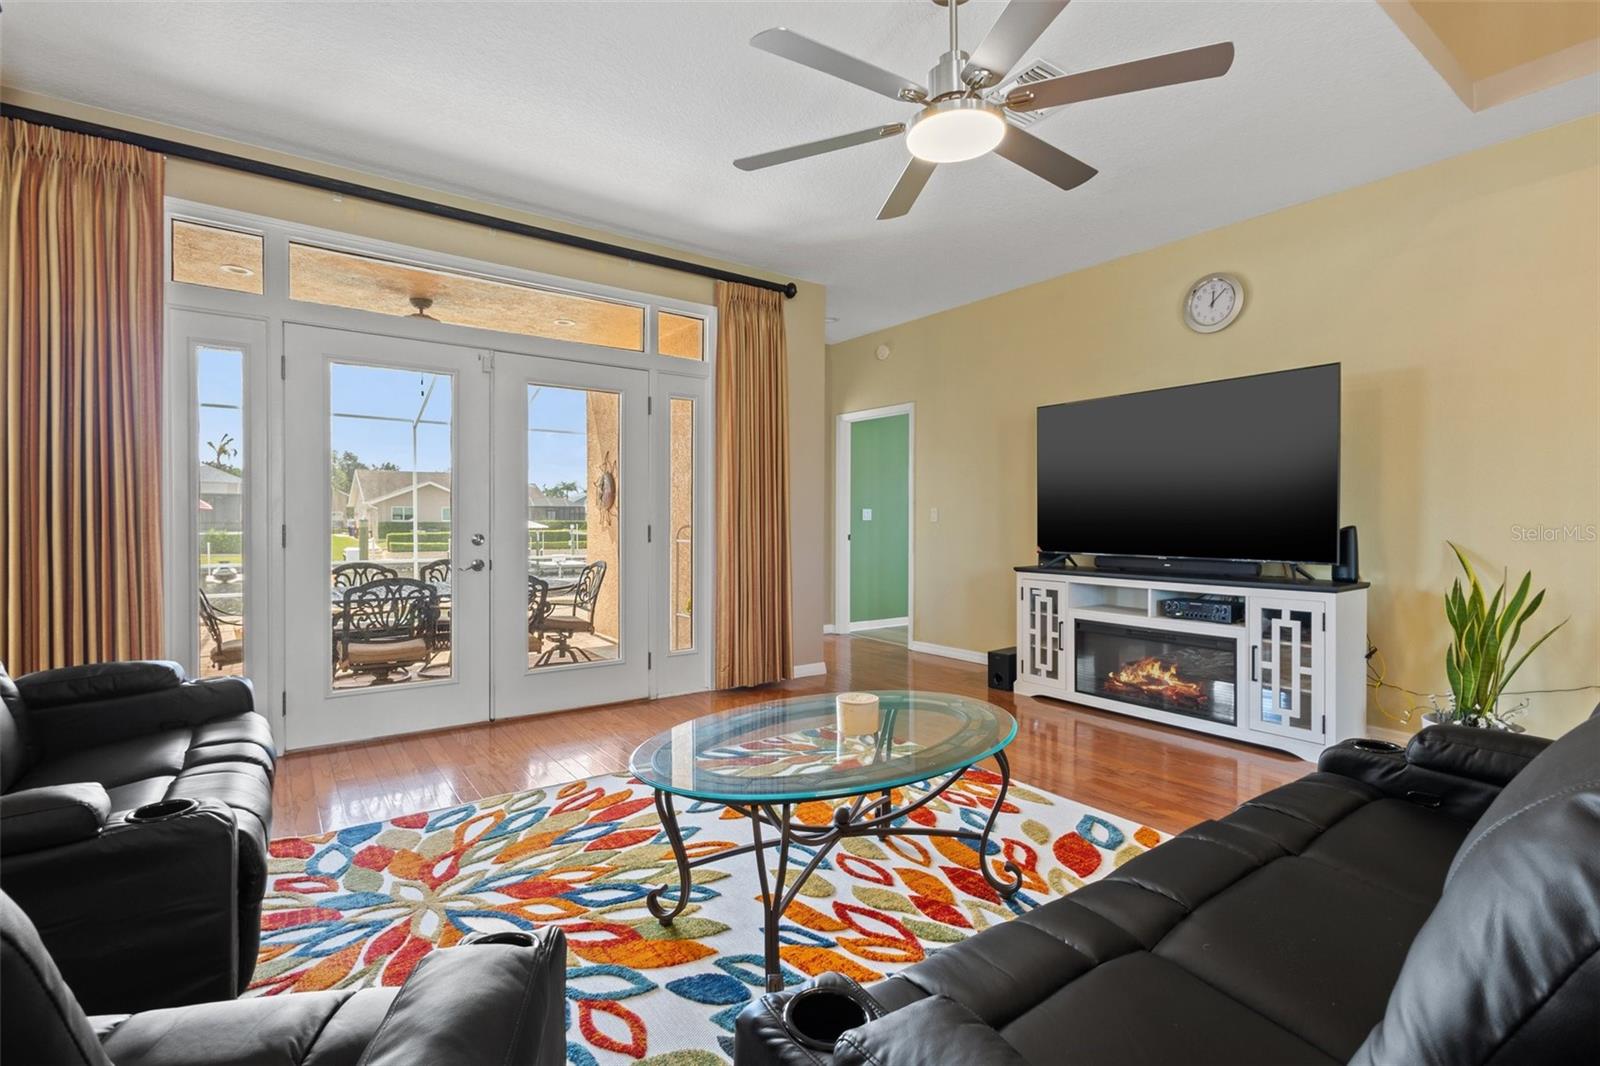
[288,242,647,351]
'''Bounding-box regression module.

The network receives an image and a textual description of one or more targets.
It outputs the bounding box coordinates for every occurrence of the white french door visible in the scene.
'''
[490,352,649,715]
[279,326,704,748]
[283,324,491,747]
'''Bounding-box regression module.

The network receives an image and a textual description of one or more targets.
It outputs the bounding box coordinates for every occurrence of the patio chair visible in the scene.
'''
[418,558,452,649]
[527,575,551,655]
[533,561,606,665]
[331,561,397,590]
[334,578,439,682]
[197,587,243,671]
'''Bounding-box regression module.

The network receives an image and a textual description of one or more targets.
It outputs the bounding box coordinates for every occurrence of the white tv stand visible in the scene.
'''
[1014,565,1369,762]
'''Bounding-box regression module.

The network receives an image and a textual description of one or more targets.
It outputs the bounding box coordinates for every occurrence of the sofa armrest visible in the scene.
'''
[1319,725,1550,822]
[0,799,240,1013]
[22,670,258,762]
[0,783,110,855]
[1404,724,1551,786]
[834,995,1030,1066]
[358,928,567,1066]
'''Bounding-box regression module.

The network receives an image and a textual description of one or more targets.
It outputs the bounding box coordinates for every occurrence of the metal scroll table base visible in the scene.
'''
[645,750,1023,992]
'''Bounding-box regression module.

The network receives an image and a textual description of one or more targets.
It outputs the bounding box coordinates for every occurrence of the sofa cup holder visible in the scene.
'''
[782,984,874,1052]
[127,798,200,823]
[462,931,536,948]
[1351,739,1403,754]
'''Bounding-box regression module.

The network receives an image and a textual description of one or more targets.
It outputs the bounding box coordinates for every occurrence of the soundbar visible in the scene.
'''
[1093,555,1263,579]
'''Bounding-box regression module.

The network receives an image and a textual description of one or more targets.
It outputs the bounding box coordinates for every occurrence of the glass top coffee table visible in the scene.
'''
[630,691,1020,991]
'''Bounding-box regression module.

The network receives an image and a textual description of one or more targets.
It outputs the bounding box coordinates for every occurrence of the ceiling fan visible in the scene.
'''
[734,0,1235,219]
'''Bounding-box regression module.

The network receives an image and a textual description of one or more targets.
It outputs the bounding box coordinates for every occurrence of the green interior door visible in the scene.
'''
[849,414,909,624]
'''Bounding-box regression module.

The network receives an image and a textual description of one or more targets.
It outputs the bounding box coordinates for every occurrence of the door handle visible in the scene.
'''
[458,559,486,573]
[1250,645,1259,682]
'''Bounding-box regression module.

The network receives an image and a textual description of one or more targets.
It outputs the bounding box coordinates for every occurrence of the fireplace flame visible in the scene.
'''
[1105,657,1207,706]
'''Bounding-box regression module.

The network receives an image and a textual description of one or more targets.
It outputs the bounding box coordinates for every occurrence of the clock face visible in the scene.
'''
[1185,275,1243,332]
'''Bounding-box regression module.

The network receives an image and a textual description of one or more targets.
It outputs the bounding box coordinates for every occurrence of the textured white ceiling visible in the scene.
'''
[4,1,1596,342]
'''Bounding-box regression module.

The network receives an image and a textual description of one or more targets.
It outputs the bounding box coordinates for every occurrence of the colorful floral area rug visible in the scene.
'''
[250,771,1165,1065]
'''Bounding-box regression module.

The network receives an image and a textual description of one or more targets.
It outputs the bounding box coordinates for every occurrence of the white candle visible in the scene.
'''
[836,692,880,737]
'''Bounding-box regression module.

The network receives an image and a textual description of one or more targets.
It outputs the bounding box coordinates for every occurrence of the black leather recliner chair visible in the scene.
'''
[737,711,1600,1065]
[1,889,568,1066]
[0,660,276,1013]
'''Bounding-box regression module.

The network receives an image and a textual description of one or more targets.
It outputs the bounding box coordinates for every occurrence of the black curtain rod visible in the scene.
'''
[3,104,798,299]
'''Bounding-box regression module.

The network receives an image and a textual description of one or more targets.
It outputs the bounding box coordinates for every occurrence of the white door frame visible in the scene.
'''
[834,404,915,640]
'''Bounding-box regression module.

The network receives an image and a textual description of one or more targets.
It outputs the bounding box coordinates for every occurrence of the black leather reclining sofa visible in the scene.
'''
[1,889,568,1066]
[737,712,1600,1065]
[0,660,276,1013]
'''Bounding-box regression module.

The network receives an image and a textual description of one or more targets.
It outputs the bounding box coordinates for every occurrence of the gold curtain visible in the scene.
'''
[1,118,165,673]
[714,281,793,688]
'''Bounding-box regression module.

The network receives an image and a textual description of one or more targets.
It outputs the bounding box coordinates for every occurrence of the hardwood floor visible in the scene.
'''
[272,634,1307,838]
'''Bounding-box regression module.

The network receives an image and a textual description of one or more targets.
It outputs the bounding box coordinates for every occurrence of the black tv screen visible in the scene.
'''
[1037,364,1340,564]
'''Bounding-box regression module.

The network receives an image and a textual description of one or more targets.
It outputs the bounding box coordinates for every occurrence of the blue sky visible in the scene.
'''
[197,351,594,494]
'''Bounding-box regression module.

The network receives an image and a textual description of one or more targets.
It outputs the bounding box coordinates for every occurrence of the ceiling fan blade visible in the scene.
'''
[752,28,927,102]
[878,158,936,220]
[964,1,1072,87]
[1006,42,1235,112]
[994,128,1097,191]
[734,124,906,171]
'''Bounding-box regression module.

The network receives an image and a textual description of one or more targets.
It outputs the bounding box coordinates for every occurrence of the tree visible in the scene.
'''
[205,433,240,475]
[543,480,580,500]
[329,450,366,496]
[331,452,402,497]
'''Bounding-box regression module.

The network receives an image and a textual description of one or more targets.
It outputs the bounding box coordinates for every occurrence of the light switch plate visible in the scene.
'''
[861,508,872,521]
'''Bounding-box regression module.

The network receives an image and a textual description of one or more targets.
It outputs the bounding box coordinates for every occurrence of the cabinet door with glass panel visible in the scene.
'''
[1017,577,1068,691]
[1247,595,1325,742]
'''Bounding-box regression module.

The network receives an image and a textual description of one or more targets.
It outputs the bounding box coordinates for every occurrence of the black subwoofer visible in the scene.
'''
[988,647,1017,691]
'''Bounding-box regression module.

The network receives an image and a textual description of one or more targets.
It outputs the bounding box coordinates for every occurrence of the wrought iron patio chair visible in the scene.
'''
[334,578,439,683]
[331,561,397,590]
[527,575,551,656]
[417,558,452,648]
[532,561,606,665]
[198,587,243,671]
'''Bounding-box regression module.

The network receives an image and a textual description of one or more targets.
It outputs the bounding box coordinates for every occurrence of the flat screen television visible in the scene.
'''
[1037,363,1340,564]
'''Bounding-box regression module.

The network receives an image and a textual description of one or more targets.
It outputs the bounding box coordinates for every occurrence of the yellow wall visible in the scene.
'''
[828,116,1600,738]
[3,88,828,670]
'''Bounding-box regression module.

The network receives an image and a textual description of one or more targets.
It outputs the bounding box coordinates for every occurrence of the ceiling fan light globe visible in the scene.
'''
[905,100,1005,164]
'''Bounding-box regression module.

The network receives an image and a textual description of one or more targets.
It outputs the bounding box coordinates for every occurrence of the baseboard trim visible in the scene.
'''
[792,661,828,678]
[822,624,838,635]
[908,640,987,665]
[849,617,909,632]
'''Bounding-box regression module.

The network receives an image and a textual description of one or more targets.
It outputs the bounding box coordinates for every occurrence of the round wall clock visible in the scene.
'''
[1184,273,1245,333]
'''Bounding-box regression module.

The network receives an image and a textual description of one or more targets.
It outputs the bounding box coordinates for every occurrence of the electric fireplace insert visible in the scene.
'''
[1075,620,1238,725]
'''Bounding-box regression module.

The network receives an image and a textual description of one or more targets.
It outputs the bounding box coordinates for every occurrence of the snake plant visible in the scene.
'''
[1443,543,1566,725]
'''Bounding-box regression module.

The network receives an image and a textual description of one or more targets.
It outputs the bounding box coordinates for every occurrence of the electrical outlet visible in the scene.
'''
[929,507,939,523]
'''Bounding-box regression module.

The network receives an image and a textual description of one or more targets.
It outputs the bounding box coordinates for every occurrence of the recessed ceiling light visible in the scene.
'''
[553,317,577,327]
[219,263,255,277]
